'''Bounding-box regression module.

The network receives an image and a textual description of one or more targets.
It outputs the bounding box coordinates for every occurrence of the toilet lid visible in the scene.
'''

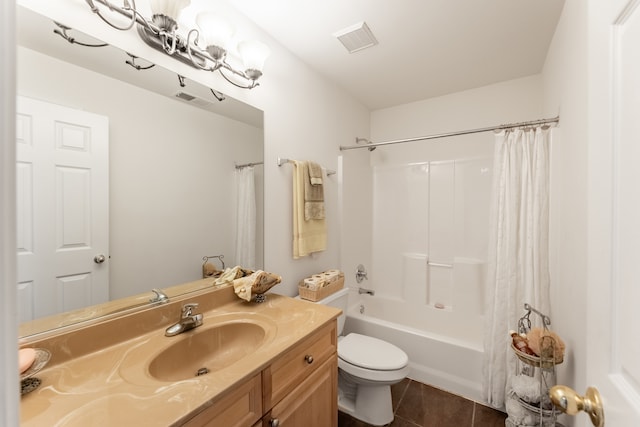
[338,333,408,371]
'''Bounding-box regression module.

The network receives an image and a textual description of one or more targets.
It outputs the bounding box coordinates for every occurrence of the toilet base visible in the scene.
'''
[338,383,394,426]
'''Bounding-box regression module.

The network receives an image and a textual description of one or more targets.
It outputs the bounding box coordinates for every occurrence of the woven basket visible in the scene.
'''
[298,276,344,302]
[511,343,563,368]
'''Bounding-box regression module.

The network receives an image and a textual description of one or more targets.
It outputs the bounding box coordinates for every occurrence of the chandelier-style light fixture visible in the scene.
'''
[85,0,270,89]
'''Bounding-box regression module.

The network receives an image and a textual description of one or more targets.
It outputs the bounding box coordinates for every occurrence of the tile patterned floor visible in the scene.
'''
[338,378,507,427]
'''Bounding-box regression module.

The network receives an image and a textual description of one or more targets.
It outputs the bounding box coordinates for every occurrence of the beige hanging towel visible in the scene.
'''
[293,160,327,258]
[307,161,324,185]
[304,161,325,220]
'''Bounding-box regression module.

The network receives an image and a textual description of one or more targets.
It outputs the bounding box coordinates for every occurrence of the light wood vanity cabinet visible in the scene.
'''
[183,374,262,427]
[262,357,337,427]
[262,321,338,427]
[183,320,338,427]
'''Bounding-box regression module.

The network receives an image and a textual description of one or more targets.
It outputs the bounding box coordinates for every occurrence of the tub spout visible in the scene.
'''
[358,287,375,296]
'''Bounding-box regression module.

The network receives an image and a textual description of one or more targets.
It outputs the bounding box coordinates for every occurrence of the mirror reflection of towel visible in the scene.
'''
[304,161,325,220]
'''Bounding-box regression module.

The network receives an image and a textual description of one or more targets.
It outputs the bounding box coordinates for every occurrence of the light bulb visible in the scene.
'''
[196,12,235,52]
[148,0,191,21]
[238,40,270,79]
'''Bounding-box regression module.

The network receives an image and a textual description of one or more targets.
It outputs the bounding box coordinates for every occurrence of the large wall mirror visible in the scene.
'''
[16,6,264,338]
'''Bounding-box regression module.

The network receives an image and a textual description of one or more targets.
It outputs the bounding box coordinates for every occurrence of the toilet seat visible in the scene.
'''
[338,333,408,371]
[338,333,410,383]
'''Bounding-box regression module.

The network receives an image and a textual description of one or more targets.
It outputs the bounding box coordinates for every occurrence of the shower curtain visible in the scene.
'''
[482,127,551,408]
[235,166,256,269]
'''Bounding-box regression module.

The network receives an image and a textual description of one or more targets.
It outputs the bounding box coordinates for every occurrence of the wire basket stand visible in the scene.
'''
[507,303,564,427]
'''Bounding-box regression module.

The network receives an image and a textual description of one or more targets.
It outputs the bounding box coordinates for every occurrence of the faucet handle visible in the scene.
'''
[181,303,199,317]
[356,264,368,283]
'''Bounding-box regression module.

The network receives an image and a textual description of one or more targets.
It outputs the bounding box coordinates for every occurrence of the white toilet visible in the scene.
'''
[300,287,410,426]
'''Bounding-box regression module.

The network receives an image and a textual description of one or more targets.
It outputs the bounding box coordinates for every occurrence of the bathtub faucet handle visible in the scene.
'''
[355,264,368,283]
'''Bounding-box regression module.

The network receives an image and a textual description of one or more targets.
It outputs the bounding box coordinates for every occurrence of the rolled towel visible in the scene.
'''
[322,269,343,284]
[303,277,324,290]
[512,374,541,403]
[506,395,540,426]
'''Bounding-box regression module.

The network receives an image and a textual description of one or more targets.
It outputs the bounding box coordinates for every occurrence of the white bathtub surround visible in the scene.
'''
[370,156,492,338]
[348,137,493,404]
[482,127,552,408]
[235,166,256,269]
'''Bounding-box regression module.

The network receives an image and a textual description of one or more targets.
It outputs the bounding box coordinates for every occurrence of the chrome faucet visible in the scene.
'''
[358,287,375,296]
[149,288,169,305]
[165,303,203,337]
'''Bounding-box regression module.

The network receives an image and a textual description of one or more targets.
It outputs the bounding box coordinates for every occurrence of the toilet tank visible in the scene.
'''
[313,287,349,335]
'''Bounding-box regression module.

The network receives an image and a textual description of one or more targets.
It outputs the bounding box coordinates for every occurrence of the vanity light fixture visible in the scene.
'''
[125,52,155,70]
[54,21,108,47]
[84,0,270,89]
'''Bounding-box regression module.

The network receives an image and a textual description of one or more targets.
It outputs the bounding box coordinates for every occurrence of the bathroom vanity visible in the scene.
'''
[19,284,340,426]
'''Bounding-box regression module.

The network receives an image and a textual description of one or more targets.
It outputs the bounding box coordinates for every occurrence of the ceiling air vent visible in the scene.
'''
[175,91,196,101]
[174,92,211,108]
[333,21,378,54]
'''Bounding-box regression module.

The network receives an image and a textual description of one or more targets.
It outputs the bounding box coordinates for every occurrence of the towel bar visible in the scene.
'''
[277,156,336,176]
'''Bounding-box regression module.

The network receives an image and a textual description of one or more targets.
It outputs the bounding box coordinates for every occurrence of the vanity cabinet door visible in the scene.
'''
[182,373,262,427]
[265,320,337,408]
[264,356,337,427]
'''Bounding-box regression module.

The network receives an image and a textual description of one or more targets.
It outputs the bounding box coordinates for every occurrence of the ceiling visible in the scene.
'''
[17,1,566,114]
[223,0,565,110]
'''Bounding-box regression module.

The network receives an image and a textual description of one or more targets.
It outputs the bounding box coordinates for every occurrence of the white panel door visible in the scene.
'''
[587,0,640,425]
[16,96,109,321]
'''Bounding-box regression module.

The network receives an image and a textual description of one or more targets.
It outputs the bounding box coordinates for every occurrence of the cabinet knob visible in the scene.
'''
[269,418,280,427]
[304,354,314,364]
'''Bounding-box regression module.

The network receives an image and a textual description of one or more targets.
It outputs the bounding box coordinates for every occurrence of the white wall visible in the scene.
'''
[370,74,545,141]
[17,46,264,300]
[542,2,588,423]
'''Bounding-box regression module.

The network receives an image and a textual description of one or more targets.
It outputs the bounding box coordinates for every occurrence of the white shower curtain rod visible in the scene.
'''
[340,115,559,151]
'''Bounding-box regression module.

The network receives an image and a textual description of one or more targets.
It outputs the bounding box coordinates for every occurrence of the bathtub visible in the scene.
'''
[343,289,484,403]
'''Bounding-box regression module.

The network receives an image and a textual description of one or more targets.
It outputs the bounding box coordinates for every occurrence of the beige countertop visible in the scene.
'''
[20,286,340,426]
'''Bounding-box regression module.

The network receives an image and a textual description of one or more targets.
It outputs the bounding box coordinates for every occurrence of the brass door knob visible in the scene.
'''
[549,385,604,427]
